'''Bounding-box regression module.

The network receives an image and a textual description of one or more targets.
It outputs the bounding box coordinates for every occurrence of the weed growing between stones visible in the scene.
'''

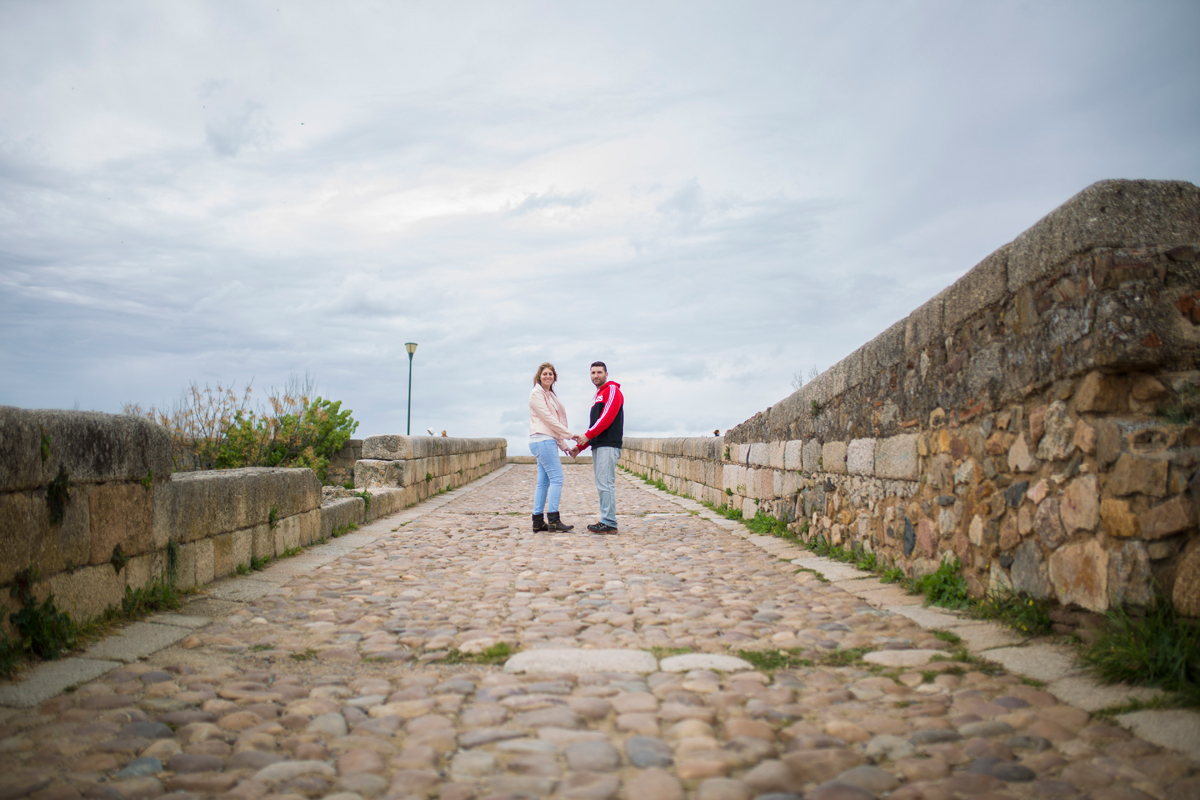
[1,569,76,674]
[737,648,812,671]
[354,489,372,510]
[648,646,693,659]
[929,647,1006,676]
[912,557,971,610]
[699,499,743,520]
[737,645,872,673]
[1080,594,1200,707]
[794,566,828,582]
[971,589,1054,635]
[268,505,280,529]
[291,647,319,661]
[46,465,71,525]
[622,466,676,495]
[251,555,271,571]
[330,522,358,538]
[1,570,185,678]
[236,563,251,575]
[743,510,792,538]
[77,578,186,645]
[440,642,514,665]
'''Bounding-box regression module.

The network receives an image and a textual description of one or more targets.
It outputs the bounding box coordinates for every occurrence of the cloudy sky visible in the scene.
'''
[2,2,1198,443]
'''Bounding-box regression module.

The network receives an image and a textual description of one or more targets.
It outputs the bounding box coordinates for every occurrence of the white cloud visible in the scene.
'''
[1,1,1198,439]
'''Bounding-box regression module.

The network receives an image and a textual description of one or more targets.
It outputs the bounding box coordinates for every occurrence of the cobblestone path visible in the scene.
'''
[1,465,1196,800]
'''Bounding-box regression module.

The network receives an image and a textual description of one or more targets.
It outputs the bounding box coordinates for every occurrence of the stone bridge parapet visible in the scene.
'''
[0,407,507,629]
[623,179,1200,617]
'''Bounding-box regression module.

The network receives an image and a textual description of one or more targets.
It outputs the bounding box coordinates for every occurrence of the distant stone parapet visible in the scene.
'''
[354,436,507,509]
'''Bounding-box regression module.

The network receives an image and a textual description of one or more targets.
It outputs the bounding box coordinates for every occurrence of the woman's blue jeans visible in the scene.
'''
[530,439,563,514]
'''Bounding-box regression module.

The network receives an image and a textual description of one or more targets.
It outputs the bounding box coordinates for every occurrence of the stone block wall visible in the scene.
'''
[155,467,322,591]
[624,180,1200,617]
[0,407,174,625]
[325,438,362,487]
[618,437,726,507]
[0,410,506,632]
[0,407,330,626]
[354,435,507,506]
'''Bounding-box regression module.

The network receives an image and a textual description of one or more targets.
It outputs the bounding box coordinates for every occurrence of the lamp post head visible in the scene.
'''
[405,342,418,356]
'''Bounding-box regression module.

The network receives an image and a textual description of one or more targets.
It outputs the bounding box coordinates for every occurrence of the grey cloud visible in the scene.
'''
[1,1,1198,440]
[205,101,269,158]
[508,190,593,216]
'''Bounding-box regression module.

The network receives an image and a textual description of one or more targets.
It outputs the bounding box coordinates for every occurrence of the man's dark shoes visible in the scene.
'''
[587,522,618,534]
[547,512,574,532]
[532,514,549,532]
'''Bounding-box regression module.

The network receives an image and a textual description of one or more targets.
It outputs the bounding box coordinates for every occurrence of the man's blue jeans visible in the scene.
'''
[530,439,563,514]
[593,446,620,527]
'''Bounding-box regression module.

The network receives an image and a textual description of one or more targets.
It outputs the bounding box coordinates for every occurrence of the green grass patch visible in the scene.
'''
[971,589,1053,636]
[816,646,872,668]
[649,646,693,659]
[737,648,813,671]
[913,557,971,611]
[1079,595,1200,707]
[440,642,514,665]
[933,629,962,644]
[743,510,793,538]
[700,499,744,521]
[2,571,186,678]
[330,522,358,538]
[1093,694,1183,720]
[291,647,319,661]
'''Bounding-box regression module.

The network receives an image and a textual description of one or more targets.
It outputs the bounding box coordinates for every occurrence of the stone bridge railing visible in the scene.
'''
[622,179,1200,618]
[0,407,506,629]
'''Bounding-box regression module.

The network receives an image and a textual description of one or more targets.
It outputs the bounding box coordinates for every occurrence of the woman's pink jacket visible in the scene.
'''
[529,386,574,451]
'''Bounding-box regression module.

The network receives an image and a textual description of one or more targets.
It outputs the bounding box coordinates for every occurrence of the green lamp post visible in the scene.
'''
[405,342,418,435]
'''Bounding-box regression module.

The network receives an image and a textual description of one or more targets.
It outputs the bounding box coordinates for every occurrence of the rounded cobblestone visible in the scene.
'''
[0,465,1195,800]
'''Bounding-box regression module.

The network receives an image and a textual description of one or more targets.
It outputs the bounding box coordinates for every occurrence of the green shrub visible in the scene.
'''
[124,376,358,482]
[7,569,76,663]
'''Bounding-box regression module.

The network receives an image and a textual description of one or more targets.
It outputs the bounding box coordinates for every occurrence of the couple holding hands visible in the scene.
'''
[528,360,624,534]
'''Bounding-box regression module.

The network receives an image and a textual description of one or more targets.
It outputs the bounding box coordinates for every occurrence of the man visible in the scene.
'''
[572,362,624,534]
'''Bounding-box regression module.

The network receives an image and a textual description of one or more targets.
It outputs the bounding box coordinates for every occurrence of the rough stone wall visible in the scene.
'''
[0,411,507,631]
[354,435,508,506]
[0,406,331,626]
[628,180,1200,616]
[325,438,363,487]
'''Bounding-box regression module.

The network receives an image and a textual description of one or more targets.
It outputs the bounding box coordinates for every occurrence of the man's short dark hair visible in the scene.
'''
[591,361,607,371]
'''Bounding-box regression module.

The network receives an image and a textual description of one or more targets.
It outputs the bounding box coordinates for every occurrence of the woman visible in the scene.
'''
[528,362,576,532]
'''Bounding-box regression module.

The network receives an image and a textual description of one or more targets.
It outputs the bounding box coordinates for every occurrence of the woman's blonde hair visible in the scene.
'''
[533,362,558,392]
